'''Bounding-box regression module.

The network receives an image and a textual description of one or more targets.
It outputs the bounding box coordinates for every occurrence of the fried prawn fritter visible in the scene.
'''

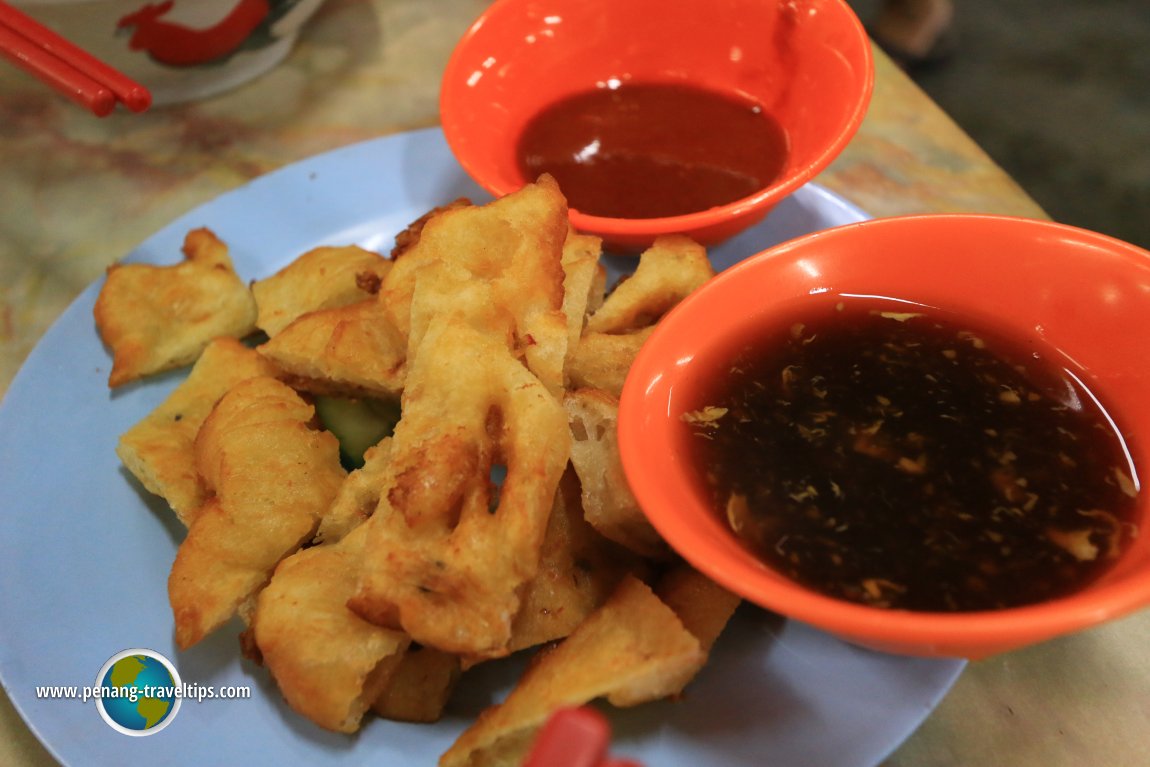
[313,438,393,546]
[566,326,654,397]
[116,337,281,526]
[252,523,410,734]
[559,230,606,381]
[257,299,406,399]
[169,376,346,649]
[438,576,704,767]
[390,198,473,259]
[585,234,714,334]
[94,227,257,387]
[371,645,462,724]
[349,316,570,660]
[565,388,670,559]
[654,565,742,671]
[508,467,639,654]
[379,176,570,395]
[252,245,392,337]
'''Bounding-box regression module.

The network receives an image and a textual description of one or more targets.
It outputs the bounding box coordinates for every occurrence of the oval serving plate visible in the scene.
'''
[0,127,963,767]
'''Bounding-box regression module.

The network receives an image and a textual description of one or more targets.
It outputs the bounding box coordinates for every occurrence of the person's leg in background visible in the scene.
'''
[867,0,956,69]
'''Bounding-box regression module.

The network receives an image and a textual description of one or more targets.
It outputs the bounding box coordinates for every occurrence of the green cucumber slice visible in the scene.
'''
[314,396,400,469]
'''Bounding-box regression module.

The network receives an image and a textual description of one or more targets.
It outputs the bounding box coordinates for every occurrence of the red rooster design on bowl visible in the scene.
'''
[117,0,318,67]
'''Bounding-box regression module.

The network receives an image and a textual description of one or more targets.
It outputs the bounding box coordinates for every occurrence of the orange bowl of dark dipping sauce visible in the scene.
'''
[439,0,873,252]
[618,214,1150,659]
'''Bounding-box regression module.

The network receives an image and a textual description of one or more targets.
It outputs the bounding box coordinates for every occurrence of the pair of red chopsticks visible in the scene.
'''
[0,0,150,116]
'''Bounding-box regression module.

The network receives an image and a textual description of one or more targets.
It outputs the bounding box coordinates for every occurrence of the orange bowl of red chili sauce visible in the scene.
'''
[618,214,1150,659]
[439,0,873,252]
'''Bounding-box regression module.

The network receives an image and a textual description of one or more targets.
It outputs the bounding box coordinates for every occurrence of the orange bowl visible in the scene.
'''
[618,214,1150,659]
[440,0,873,252]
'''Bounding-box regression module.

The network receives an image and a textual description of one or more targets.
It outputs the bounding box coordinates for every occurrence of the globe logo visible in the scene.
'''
[94,649,182,736]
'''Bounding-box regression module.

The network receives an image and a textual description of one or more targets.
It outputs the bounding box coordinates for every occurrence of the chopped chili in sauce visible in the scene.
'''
[516,83,788,219]
[684,298,1140,612]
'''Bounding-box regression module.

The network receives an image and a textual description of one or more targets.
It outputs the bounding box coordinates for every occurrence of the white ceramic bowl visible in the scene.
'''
[12,0,327,105]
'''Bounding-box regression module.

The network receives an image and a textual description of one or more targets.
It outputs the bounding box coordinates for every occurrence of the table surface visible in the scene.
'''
[1,1,1147,766]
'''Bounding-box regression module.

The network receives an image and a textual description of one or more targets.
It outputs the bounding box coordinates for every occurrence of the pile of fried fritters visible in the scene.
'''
[94,176,741,766]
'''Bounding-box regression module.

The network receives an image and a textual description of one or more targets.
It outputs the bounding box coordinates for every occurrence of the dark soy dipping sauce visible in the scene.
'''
[516,83,788,219]
[683,298,1140,612]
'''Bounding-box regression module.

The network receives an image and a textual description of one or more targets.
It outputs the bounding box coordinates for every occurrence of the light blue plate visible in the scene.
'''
[0,127,963,767]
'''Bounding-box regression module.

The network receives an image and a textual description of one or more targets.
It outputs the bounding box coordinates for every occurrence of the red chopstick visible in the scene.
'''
[0,0,150,115]
[523,708,647,767]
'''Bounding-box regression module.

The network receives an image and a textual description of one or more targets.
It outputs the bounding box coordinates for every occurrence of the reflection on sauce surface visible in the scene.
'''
[516,83,788,219]
[683,297,1140,612]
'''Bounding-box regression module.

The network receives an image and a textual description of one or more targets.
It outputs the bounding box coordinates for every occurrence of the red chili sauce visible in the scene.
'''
[683,297,1140,612]
[516,83,788,219]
